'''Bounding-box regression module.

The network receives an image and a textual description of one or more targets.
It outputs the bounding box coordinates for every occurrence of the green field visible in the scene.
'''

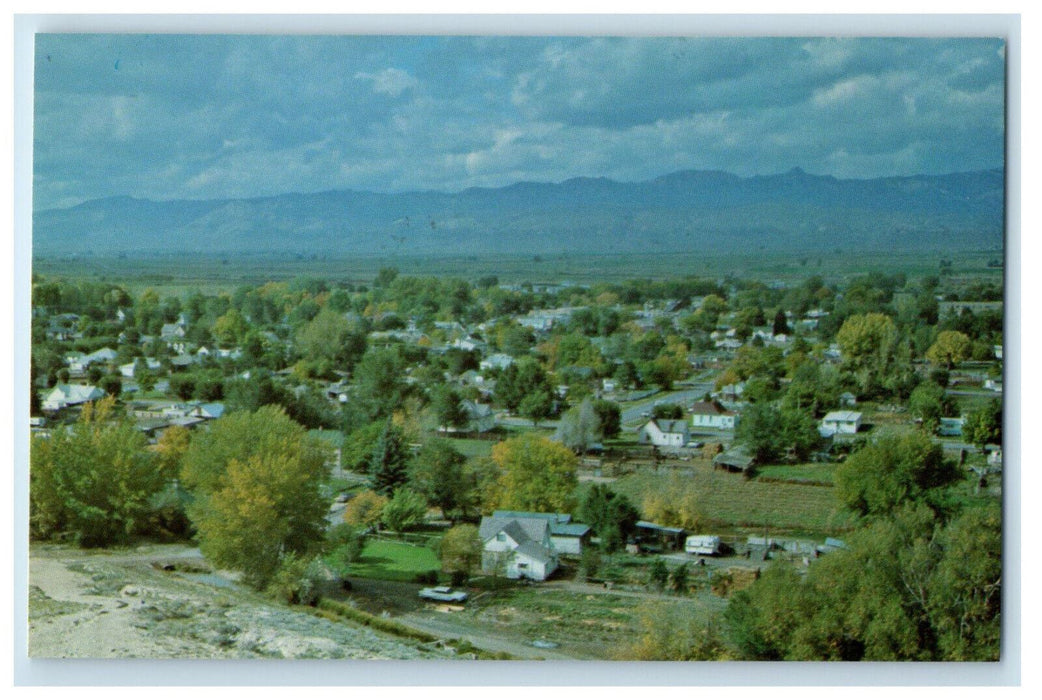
[755,463,838,485]
[595,465,856,536]
[350,539,442,582]
[32,247,1001,297]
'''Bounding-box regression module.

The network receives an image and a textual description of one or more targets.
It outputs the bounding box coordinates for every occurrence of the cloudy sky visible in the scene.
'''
[32,34,1006,211]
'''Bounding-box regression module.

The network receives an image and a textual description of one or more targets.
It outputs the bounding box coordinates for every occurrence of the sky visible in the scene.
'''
[31,34,1007,211]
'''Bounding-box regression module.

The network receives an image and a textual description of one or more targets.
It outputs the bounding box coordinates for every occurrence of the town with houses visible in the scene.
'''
[27,264,1005,661]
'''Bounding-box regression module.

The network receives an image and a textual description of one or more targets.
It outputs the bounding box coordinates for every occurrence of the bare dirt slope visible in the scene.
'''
[28,543,453,660]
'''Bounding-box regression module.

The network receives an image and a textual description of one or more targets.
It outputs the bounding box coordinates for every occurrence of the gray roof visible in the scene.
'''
[479,516,550,545]
[491,510,590,538]
[514,540,554,565]
[650,419,689,435]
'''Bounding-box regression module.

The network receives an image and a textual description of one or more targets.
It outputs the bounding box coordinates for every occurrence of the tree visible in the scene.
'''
[835,433,962,518]
[212,308,248,346]
[439,524,483,580]
[368,421,411,496]
[343,490,389,531]
[430,385,468,432]
[30,396,163,546]
[926,330,972,369]
[772,309,790,336]
[518,386,555,426]
[735,403,784,464]
[155,424,192,482]
[580,484,640,553]
[381,488,428,533]
[651,403,684,420]
[670,562,690,594]
[723,502,1000,661]
[964,400,1002,453]
[180,406,329,589]
[295,307,367,372]
[648,558,669,590]
[554,397,602,453]
[592,399,622,439]
[491,434,578,513]
[618,602,731,660]
[409,438,468,519]
[353,346,408,420]
[908,382,958,434]
[835,312,897,395]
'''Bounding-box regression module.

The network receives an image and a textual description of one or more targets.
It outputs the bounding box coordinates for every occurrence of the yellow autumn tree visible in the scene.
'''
[491,434,578,514]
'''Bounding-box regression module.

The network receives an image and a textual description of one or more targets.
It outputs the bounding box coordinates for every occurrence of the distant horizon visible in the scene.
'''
[35,163,1006,213]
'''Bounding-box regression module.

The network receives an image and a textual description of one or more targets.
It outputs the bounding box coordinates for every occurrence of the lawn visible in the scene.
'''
[350,539,442,582]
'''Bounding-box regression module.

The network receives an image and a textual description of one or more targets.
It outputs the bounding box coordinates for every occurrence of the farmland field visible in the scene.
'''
[593,463,857,536]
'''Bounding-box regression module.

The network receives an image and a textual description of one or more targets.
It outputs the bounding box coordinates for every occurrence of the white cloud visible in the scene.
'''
[354,68,419,97]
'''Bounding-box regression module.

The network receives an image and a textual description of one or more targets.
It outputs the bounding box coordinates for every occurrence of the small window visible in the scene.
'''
[496,533,506,542]
[518,562,528,569]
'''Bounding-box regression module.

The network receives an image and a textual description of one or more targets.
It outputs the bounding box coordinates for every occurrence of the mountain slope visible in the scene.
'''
[32,168,1004,257]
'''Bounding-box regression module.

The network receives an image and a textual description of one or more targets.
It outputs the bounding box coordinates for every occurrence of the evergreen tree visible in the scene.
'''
[369,421,411,496]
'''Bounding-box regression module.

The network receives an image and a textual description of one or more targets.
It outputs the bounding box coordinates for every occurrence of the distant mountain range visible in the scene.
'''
[32,168,1004,257]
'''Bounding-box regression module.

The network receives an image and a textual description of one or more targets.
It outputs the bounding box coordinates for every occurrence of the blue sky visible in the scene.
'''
[32,34,1006,211]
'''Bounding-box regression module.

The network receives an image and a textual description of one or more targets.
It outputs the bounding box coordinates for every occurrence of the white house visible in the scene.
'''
[689,401,738,430]
[119,357,162,378]
[491,510,591,556]
[637,419,691,448]
[41,384,105,412]
[938,417,964,437]
[67,347,118,374]
[479,353,515,371]
[478,516,559,581]
[819,411,862,437]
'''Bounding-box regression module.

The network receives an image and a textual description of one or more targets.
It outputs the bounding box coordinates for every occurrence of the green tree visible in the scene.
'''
[835,312,898,395]
[491,434,578,513]
[926,330,972,369]
[835,433,962,518]
[963,399,1002,453]
[648,558,669,590]
[368,421,410,496]
[580,484,640,553]
[518,386,555,426]
[430,385,468,431]
[409,438,468,519]
[381,488,428,533]
[295,307,367,372]
[353,346,408,420]
[908,382,958,434]
[180,406,329,589]
[30,396,163,547]
[735,403,784,464]
[212,308,248,346]
[438,524,483,580]
[670,562,690,594]
[592,399,622,439]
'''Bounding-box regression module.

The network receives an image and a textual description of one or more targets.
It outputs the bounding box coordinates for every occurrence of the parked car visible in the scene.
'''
[418,586,468,603]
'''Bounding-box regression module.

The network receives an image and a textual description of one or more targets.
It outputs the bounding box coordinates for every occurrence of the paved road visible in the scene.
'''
[620,384,716,425]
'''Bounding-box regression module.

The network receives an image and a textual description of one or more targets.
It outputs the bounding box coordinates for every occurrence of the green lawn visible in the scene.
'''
[350,539,442,582]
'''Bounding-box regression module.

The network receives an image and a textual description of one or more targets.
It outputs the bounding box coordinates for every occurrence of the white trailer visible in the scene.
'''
[684,535,721,556]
